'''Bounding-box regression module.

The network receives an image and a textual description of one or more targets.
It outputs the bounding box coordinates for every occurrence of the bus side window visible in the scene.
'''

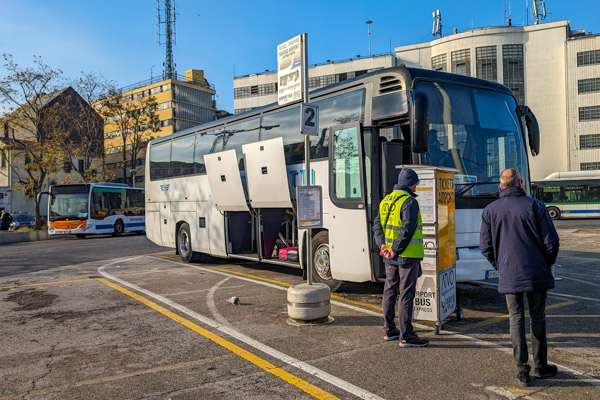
[92,191,108,219]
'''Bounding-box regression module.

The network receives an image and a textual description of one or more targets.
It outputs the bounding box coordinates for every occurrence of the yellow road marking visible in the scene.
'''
[96,278,340,400]
[452,299,576,331]
[0,355,234,400]
[153,252,581,332]
[331,294,383,312]
[155,254,295,287]
[0,279,91,291]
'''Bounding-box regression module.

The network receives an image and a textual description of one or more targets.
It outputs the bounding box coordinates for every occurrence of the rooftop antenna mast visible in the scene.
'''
[532,0,547,25]
[157,0,177,80]
[432,9,442,38]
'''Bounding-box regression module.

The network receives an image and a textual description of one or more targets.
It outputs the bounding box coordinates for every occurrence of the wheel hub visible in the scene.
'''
[313,244,331,280]
[179,231,190,256]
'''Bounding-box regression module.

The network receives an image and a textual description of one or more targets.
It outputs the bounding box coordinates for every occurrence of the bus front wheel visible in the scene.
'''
[177,223,196,263]
[311,231,342,292]
[548,207,561,220]
[113,220,124,236]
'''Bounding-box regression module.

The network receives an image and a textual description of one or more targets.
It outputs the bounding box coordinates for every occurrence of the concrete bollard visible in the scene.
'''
[287,283,331,322]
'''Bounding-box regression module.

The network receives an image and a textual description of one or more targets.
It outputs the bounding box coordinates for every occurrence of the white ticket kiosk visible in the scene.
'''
[409,166,461,334]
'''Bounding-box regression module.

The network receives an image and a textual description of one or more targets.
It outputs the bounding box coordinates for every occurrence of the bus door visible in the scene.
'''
[242,137,293,259]
[371,126,408,280]
[204,149,254,255]
[327,123,372,283]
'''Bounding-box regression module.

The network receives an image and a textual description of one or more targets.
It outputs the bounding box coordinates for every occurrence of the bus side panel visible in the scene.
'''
[207,195,227,257]
[161,202,174,247]
[145,202,163,246]
[193,201,211,254]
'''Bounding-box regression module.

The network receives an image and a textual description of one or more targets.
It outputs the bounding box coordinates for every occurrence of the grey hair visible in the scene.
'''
[500,168,521,187]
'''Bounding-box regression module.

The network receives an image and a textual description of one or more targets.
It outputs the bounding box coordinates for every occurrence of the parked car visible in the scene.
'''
[9,212,35,231]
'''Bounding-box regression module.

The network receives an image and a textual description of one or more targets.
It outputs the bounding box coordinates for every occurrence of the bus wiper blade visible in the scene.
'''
[455,180,499,198]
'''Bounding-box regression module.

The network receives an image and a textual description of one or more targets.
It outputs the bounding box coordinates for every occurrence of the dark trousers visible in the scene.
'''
[382,261,420,340]
[505,290,549,372]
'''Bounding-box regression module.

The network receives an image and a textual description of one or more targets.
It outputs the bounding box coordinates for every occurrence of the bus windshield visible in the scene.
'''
[416,81,530,198]
[49,185,89,221]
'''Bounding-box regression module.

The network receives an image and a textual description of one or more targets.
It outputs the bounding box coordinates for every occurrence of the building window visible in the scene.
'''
[476,46,497,82]
[235,108,254,114]
[579,106,600,121]
[577,50,600,67]
[432,54,447,72]
[309,74,338,90]
[580,134,600,149]
[578,78,600,94]
[581,162,600,171]
[451,49,471,77]
[503,44,525,105]
[78,159,85,172]
[1,154,6,168]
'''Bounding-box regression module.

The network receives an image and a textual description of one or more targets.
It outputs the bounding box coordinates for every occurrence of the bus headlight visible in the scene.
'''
[82,224,93,231]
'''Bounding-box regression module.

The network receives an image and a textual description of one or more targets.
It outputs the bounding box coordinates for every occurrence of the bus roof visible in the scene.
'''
[150,65,515,146]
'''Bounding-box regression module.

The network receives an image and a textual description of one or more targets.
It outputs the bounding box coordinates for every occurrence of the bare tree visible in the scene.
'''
[102,88,160,185]
[0,54,66,229]
[67,72,115,182]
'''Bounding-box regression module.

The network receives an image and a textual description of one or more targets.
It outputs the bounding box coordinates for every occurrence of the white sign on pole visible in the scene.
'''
[296,185,322,228]
[277,35,303,105]
[300,103,319,136]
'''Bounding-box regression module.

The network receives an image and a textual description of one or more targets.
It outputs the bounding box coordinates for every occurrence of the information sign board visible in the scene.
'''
[277,35,303,105]
[404,166,458,331]
[300,103,319,136]
[296,185,323,228]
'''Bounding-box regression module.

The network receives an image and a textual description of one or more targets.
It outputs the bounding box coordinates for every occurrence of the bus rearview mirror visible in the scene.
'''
[525,107,540,157]
[518,105,540,157]
[410,89,430,153]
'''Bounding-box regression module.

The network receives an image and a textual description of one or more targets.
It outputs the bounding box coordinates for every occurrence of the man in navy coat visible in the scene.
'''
[480,168,559,386]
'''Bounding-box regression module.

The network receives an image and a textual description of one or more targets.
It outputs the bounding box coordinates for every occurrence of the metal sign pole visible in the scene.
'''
[301,33,313,285]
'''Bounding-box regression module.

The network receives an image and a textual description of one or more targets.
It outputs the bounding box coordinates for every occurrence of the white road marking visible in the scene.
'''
[558,275,600,288]
[206,277,231,325]
[103,256,600,390]
[475,280,600,303]
[98,257,385,400]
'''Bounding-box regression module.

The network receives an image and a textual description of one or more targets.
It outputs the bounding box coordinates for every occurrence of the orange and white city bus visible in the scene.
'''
[144,66,540,290]
[45,183,145,238]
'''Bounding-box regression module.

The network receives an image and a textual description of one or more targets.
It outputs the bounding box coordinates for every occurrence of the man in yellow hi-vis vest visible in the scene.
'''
[373,168,428,347]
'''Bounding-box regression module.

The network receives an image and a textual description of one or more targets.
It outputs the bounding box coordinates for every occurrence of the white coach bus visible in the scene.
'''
[145,66,540,290]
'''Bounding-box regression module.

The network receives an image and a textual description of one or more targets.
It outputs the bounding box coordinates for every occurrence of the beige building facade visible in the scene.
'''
[394,20,600,180]
[100,69,217,185]
[233,54,398,113]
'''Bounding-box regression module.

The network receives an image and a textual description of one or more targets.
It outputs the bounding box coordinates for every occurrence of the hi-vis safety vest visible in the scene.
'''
[379,191,424,258]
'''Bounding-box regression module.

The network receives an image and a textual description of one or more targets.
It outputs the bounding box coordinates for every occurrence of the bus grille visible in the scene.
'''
[379,75,403,94]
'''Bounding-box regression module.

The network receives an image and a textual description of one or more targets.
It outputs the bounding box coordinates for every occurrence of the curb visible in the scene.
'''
[0,230,56,245]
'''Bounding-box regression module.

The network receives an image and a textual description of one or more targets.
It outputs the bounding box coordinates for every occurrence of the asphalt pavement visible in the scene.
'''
[0,224,599,399]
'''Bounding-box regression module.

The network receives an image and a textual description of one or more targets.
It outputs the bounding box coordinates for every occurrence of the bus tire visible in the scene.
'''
[311,231,342,292]
[547,206,561,220]
[113,219,124,237]
[76,234,87,239]
[177,223,197,263]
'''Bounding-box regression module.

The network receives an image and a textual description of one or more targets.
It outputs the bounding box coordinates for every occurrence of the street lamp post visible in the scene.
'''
[366,20,373,57]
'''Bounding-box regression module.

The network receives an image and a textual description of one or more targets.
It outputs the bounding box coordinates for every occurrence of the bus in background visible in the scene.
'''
[45,183,145,238]
[532,171,600,220]
[145,66,540,290]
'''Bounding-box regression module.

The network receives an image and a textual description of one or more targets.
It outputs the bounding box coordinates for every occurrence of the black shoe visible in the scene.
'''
[384,331,400,341]
[533,364,558,379]
[517,370,531,387]
[399,334,429,347]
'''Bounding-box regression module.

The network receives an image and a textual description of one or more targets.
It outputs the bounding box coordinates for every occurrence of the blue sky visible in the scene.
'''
[1,0,599,113]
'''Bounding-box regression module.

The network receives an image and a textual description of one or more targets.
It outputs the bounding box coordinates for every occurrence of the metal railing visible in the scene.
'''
[119,73,215,94]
